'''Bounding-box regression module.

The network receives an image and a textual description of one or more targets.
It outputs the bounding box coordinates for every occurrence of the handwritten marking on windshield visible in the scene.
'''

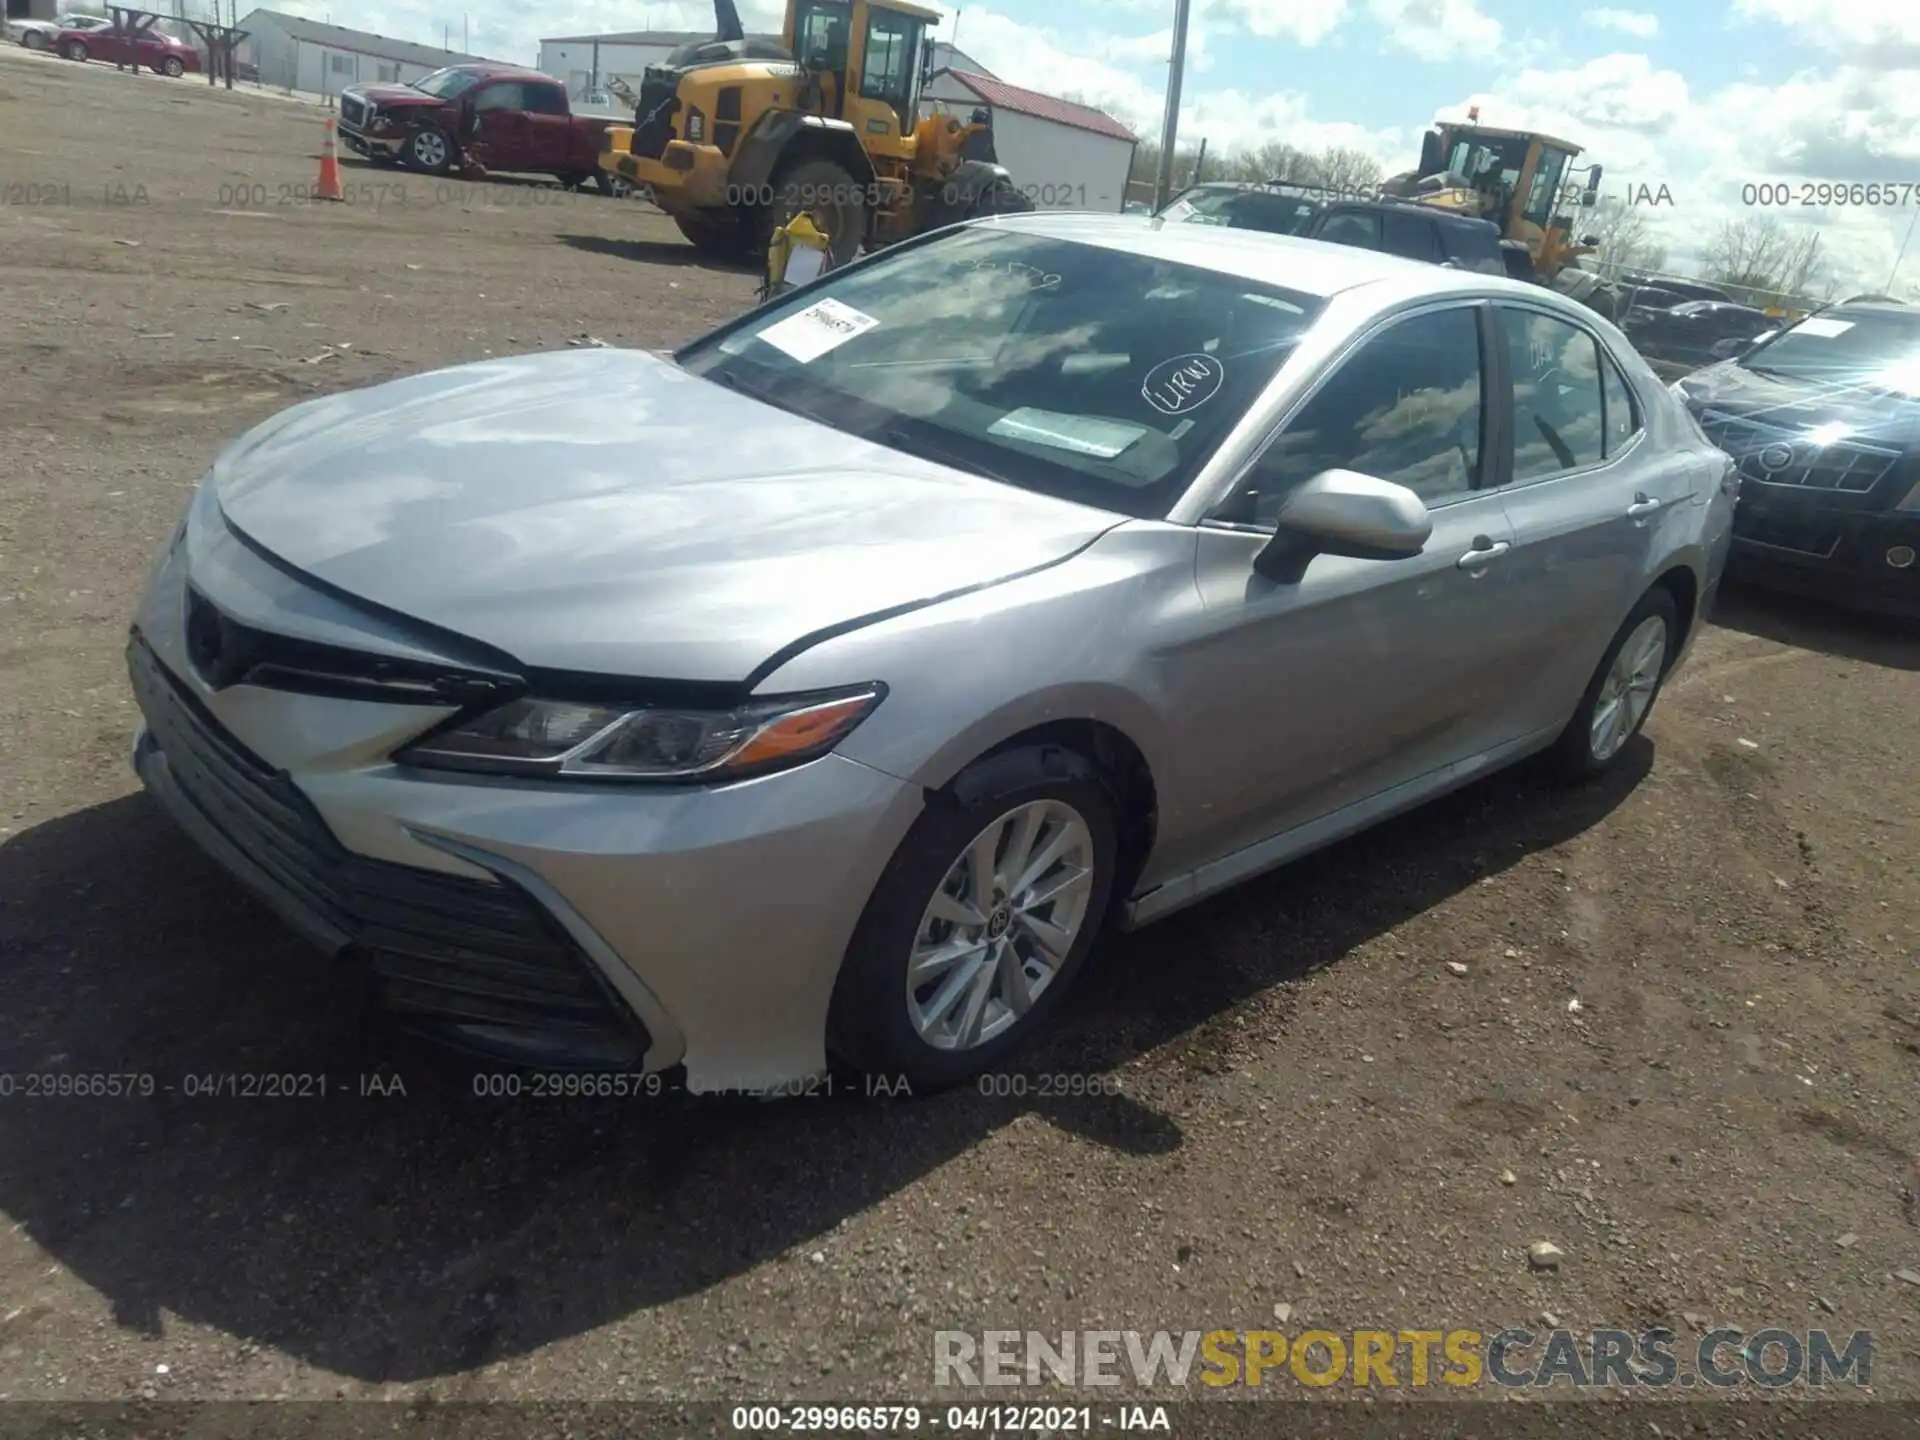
[1142,353,1225,416]
[952,257,1062,291]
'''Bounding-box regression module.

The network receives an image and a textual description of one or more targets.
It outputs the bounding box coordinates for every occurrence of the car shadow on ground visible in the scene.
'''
[1712,580,1919,671]
[556,232,754,273]
[0,744,1648,1380]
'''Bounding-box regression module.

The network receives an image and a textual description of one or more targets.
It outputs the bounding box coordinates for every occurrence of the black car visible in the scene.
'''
[1627,300,1777,370]
[1156,181,1506,275]
[1674,302,1920,618]
[1617,272,1732,305]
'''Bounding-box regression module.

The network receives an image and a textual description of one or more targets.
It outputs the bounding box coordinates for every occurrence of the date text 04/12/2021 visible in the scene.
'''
[729,1404,1173,1433]
[0,1072,406,1098]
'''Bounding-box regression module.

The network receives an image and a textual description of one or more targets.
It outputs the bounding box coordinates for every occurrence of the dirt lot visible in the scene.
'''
[2,48,1918,1427]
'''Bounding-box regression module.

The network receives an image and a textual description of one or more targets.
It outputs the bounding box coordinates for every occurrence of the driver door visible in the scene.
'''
[468,82,531,169]
[1151,301,1526,879]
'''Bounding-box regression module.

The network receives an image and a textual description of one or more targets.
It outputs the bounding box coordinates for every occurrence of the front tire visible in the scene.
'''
[63,39,88,61]
[159,56,183,77]
[766,157,866,269]
[23,30,48,50]
[828,745,1119,1091]
[1549,586,1679,780]
[673,213,755,262]
[403,126,453,175]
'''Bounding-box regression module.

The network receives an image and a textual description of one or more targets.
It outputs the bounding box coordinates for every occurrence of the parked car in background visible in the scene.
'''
[57,19,200,76]
[7,11,109,50]
[1616,272,1732,306]
[1626,300,1777,370]
[1674,300,1920,617]
[126,214,1733,1092]
[1158,181,1506,275]
[337,63,625,192]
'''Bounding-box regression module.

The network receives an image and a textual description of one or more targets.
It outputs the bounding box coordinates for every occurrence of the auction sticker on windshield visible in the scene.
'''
[1790,317,1854,338]
[755,298,881,363]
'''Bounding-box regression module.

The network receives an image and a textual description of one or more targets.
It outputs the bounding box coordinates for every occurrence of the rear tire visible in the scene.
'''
[766,157,866,269]
[592,171,632,199]
[23,30,48,50]
[828,745,1119,1092]
[1548,586,1679,781]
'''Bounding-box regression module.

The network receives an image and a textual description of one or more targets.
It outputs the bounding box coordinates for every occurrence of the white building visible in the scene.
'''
[537,29,991,115]
[924,69,1136,213]
[235,9,497,95]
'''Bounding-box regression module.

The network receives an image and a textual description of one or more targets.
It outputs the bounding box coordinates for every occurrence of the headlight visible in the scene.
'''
[683,107,706,142]
[396,685,884,782]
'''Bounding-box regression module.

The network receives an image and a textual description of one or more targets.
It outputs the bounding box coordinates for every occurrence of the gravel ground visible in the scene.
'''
[1,47,1917,1431]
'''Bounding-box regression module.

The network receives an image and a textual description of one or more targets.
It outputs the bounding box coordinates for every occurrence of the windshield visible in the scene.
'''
[1742,311,1920,394]
[676,227,1328,518]
[411,67,480,98]
[1160,186,1320,236]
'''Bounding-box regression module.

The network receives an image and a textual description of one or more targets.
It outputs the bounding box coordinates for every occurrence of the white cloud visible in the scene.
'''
[1366,0,1502,58]
[1203,0,1352,47]
[1732,0,1920,60]
[1582,8,1659,38]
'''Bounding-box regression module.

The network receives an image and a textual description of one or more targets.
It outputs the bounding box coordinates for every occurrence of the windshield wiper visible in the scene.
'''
[878,428,1017,486]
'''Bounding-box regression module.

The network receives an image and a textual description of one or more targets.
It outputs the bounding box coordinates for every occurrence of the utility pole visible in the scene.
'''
[1152,0,1192,212]
[1887,208,1919,292]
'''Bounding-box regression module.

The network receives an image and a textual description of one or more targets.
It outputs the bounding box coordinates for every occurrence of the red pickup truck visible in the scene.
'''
[337,64,626,192]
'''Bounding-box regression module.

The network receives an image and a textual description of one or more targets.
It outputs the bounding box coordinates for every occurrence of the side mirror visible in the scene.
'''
[1252,470,1433,583]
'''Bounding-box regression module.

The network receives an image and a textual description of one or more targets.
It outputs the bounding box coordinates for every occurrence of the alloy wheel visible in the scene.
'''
[1589,614,1667,762]
[905,799,1096,1052]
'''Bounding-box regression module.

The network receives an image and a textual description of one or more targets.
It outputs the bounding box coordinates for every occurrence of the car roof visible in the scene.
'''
[967,211,1550,300]
[1822,300,1917,320]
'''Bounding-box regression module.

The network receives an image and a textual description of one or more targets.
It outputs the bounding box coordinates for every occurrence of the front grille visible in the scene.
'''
[129,632,647,1067]
[1697,408,1904,497]
[631,72,680,161]
[340,95,365,128]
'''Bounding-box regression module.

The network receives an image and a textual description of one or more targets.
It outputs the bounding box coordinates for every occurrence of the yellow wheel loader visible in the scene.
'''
[1384,113,1606,300]
[600,0,1034,268]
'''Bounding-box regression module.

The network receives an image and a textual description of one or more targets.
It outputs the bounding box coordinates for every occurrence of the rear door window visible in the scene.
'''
[1497,306,1607,481]
[1382,211,1443,262]
[1314,209,1384,250]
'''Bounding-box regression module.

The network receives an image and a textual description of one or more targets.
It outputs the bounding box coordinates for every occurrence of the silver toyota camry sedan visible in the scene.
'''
[126,212,1737,1093]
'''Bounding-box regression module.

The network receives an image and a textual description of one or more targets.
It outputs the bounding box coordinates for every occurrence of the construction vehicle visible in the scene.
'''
[599,0,1032,268]
[1384,109,1604,292]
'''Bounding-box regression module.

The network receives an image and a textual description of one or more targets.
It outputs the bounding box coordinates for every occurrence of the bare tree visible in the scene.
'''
[1583,197,1667,276]
[1703,215,1829,305]
[1303,146,1385,196]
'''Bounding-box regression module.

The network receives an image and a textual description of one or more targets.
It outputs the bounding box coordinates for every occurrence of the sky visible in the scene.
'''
[253,0,1920,292]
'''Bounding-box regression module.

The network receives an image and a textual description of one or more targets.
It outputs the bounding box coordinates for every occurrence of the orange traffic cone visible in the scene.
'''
[315,117,345,202]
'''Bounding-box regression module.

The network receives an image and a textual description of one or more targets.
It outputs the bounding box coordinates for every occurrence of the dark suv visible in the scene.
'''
[1156,181,1506,275]
[1673,301,1920,618]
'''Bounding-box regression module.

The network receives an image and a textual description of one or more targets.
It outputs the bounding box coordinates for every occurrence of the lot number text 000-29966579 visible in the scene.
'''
[1742,182,1920,206]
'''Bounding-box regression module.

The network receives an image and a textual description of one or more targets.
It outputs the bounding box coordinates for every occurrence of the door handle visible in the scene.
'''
[1456,540,1510,570]
[1626,494,1666,520]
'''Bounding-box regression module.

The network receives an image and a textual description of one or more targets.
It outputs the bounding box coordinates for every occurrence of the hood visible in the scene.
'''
[211,348,1124,682]
[345,82,444,108]
[1676,361,1920,449]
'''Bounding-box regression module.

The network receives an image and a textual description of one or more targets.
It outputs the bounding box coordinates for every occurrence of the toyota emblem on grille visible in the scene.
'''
[1757,443,1795,473]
